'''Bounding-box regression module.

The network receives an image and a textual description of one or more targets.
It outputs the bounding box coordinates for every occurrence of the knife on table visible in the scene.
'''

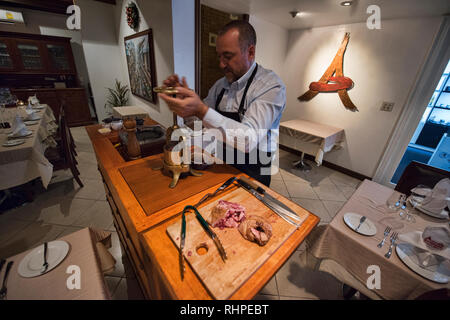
[239,177,300,218]
[184,205,227,262]
[236,178,303,227]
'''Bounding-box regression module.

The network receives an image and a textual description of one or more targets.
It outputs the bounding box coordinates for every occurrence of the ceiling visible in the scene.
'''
[0,0,115,15]
[201,0,450,30]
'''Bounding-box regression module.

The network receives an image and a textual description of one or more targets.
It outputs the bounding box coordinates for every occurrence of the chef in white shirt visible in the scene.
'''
[159,20,286,187]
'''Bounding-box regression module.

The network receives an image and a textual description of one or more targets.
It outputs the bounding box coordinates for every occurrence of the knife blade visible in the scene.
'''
[236,178,302,227]
[239,177,300,218]
[184,205,227,262]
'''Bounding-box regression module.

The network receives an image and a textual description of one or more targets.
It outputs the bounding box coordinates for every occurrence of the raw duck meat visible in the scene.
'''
[238,215,272,246]
[210,200,246,229]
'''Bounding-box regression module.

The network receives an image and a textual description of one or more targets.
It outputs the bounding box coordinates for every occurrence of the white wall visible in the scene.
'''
[114,0,175,128]
[282,17,442,177]
[172,0,196,90]
[249,15,288,80]
[78,0,126,122]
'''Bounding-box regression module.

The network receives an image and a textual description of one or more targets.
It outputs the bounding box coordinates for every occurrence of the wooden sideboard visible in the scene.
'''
[85,120,320,300]
[12,88,93,127]
[1,31,93,126]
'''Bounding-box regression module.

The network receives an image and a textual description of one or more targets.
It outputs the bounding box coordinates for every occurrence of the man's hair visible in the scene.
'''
[218,20,256,51]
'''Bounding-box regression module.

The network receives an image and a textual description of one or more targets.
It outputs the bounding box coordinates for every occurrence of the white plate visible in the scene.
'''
[343,212,377,236]
[26,116,41,121]
[24,120,39,126]
[408,198,449,220]
[396,243,449,284]
[32,105,45,109]
[2,139,25,147]
[8,130,32,138]
[18,241,70,278]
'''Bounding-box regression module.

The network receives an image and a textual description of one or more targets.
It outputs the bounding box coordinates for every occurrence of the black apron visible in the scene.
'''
[214,64,272,187]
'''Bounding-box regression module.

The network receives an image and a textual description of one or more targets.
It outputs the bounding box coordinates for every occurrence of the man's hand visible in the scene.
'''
[158,87,209,119]
[163,74,188,90]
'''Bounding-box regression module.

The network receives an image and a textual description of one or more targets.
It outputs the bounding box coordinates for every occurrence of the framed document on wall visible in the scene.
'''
[124,29,157,103]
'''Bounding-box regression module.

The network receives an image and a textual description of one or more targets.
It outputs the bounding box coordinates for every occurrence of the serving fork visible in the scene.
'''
[377,226,391,248]
[384,232,398,259]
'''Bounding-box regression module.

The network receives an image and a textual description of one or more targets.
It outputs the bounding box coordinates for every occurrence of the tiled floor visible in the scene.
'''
[0,126,363,300]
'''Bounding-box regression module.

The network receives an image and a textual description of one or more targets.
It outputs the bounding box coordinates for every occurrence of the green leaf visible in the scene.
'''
[104,79,130,110]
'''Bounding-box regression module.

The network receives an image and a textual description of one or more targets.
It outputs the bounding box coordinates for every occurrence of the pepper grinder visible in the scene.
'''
[123,117,141,160]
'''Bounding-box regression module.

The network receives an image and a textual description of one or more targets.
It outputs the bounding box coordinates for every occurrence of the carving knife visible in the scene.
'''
[236,178,302,227]
[239,176,300,218]
[184,205,227,262]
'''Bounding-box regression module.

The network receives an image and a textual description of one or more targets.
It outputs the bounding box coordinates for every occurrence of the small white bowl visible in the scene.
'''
[111,121,123,131]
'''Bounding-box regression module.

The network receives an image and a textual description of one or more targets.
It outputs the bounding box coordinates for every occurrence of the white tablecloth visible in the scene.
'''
[0,228,112,300]
[0,105,57,190]
[300,180,450,299]
[279,119,344,165]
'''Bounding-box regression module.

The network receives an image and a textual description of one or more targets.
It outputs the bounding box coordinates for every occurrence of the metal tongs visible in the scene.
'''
[179,177,237,279]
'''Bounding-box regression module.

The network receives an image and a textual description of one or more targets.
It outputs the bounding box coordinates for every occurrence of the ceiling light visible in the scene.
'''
[340,1,353,6]
[289,10,300,18]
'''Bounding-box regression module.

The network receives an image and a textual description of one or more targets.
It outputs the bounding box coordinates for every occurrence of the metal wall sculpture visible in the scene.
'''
[298,33,358,112]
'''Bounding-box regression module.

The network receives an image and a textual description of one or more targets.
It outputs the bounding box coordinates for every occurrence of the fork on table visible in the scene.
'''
[384,232,398,259]
[377,226,391,248]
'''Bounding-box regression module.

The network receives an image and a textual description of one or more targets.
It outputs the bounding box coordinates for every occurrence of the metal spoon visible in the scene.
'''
[355,216,366,232]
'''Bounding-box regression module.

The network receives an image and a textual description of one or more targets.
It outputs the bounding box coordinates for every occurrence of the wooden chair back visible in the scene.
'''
[57,104,83,187]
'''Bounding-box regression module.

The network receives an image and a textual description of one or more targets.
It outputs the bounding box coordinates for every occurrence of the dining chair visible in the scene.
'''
[394,161,450,196]
[53,102,77,159]
[44,106,83,188]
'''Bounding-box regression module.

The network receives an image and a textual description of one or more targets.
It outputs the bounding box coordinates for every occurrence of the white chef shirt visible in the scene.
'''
[201,62,286,154]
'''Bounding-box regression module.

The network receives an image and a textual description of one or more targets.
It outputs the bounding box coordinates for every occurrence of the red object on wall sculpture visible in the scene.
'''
[298,33,358,112]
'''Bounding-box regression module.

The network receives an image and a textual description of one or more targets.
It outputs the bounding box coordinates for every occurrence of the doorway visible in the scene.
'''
[391,59,450,184]
[196,3,248,99]
[373,17,450,187]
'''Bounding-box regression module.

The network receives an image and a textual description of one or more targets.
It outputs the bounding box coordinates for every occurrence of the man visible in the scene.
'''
[159,20,286,187]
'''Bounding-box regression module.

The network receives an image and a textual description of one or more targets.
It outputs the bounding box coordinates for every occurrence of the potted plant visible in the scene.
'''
[104,79,130,123]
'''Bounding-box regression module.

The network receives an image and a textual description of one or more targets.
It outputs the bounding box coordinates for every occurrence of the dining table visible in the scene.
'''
[0,227,114,300]
[279,119,344,166]
[300,179,450,300]
[0,104,57,190]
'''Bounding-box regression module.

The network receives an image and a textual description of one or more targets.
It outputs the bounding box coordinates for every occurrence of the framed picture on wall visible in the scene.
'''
[124,29,157,103]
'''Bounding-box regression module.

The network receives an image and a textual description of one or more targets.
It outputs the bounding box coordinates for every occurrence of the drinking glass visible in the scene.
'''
[386,193,402,213]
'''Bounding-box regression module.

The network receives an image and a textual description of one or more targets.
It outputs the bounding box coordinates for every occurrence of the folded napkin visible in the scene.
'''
[414,178,450,218]
[398,230,450,268]
[28,94,39,105]
[10,114,27,137]
[27,110,40,120]
[410,186,432,198]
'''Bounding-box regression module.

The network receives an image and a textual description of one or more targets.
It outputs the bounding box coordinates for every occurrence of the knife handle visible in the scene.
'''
[240,176,265,194]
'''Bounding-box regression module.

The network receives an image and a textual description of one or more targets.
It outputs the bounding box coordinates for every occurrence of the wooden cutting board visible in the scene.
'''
[166,186,310,299]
